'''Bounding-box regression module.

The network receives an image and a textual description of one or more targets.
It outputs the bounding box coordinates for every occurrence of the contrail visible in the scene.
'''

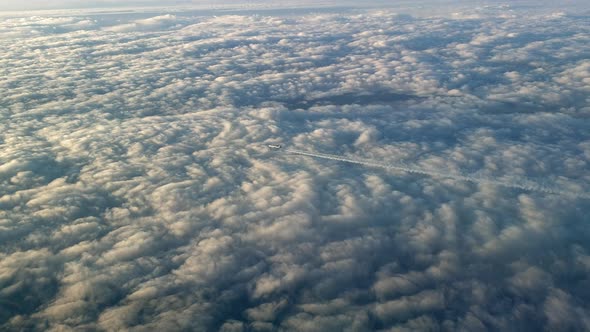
[282,148,589,199]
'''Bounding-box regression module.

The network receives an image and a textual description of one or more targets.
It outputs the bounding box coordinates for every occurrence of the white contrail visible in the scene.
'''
[283,148,590,199]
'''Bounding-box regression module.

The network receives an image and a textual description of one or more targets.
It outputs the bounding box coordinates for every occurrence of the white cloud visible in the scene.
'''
[1,5,589,331]
[103,14,179,32]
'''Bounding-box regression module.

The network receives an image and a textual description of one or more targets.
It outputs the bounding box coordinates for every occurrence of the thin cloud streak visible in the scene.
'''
[282,148,590,199]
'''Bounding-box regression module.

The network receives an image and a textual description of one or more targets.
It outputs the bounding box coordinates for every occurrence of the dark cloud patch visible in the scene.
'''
[278,91,422,111]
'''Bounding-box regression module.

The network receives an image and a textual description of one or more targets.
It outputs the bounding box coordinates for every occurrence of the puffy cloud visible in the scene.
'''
[1,4,589,331]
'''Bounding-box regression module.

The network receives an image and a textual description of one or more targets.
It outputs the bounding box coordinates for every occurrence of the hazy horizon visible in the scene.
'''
[1,0,590,14]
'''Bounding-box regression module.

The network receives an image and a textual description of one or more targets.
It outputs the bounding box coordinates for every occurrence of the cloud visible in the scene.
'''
[1,4,589,331]
[103,14,180,32]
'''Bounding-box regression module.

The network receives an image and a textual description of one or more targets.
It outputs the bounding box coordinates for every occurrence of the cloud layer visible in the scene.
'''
[1,4,589,331]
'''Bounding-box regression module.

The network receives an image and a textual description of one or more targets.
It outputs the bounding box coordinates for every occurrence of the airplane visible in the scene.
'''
[267,144,282,149]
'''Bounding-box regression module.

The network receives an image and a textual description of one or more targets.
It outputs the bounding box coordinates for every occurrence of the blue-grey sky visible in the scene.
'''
[1,0,589,12]
[2,0,281,11]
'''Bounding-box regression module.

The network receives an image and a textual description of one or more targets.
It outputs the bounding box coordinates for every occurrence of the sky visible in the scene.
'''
[0,0,327,11]
[1,0,590,13]
[1,1,590,331]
